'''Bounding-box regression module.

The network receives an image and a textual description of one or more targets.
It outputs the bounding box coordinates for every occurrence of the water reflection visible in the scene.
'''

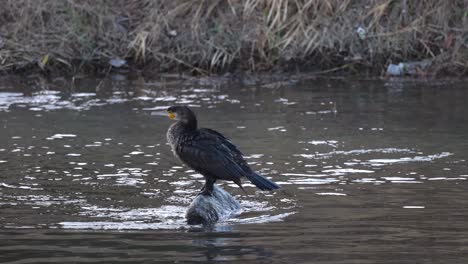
[1,76,468,262]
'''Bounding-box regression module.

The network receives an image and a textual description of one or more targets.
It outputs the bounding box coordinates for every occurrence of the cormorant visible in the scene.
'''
[166,106,280,196]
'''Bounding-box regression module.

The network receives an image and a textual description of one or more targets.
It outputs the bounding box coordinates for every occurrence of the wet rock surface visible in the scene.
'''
[186,185,241,225]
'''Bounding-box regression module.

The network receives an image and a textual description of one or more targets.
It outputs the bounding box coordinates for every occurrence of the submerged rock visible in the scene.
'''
[186,185,241,225]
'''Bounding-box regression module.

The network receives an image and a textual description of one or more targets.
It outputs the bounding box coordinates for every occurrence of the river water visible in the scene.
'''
[0,75,467,263]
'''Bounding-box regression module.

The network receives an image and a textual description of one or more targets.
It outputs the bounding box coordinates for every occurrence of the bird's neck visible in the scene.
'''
[177,116,197,131]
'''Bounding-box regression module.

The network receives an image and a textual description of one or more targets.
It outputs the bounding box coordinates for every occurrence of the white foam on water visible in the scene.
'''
[244,154,264,159]
[428,177,466,181]
[143,106,171,111]
[288,178,340,185]
[308,140,338,147]
[47,134,77,140]
[61,205,190,230]
[316,192,347,196]
[267,126,285,131]
[281,173,328,177]
[0,183,43,190]
[97,173,129,177]
[72,93,96,97]
[134,96,153,101]
[389,180,422,184]
[353,178,385,183]
[228,212,296,224]
[368,152,452,164]
[323,168,374,175]
[66,153,81,157]
[129,151,145,155]
[297,148,414,159]
[403,206,425,209]
[154,96,177,102]
[382,177,416,181]
[170,180,194,186]
[59,221,185,230]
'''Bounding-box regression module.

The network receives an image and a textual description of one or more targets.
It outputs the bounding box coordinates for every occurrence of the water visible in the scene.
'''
[0,75,467,263]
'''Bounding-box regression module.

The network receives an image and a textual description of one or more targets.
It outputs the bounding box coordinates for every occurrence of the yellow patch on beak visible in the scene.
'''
[167,112,176,119]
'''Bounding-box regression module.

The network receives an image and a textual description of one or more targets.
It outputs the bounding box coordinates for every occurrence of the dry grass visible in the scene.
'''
[0,0,467,75]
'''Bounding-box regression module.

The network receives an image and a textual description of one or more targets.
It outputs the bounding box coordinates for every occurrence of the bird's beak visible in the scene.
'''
[167,111,176,119]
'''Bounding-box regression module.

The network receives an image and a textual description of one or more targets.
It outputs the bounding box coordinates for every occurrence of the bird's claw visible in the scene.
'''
[198,189,213,196]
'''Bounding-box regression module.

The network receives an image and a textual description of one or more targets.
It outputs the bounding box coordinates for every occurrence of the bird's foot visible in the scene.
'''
[198,189,213,196]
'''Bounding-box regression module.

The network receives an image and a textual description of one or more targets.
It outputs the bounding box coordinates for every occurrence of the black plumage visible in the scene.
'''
[166,106,280,196]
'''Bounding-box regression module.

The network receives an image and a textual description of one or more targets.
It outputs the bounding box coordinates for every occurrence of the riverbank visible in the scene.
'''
[1,1,467,76]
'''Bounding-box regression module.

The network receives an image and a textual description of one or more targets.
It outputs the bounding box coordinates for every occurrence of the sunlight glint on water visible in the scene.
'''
[0,76,468,263]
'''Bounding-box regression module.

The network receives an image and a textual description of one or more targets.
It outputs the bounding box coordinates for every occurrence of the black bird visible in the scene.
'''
[166,106,280,196]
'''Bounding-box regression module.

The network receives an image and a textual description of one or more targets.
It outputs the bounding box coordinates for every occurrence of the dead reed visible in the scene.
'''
[0,0,467,75]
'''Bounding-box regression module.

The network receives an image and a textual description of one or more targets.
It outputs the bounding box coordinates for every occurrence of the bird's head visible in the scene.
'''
[166,106,197,126]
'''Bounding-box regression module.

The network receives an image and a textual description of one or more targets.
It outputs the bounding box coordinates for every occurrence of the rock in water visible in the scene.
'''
[186,185,241,225]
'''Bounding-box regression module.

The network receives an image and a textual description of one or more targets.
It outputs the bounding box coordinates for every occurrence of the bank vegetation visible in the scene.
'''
[0,0,467,76]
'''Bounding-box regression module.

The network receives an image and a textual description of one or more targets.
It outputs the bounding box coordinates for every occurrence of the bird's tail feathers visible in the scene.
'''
[246,173,280,191]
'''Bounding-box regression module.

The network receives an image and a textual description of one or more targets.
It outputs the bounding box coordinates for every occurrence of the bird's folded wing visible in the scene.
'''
[177,133,246,180]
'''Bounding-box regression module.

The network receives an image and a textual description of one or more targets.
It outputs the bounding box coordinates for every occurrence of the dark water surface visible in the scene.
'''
[0,75,467,263]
